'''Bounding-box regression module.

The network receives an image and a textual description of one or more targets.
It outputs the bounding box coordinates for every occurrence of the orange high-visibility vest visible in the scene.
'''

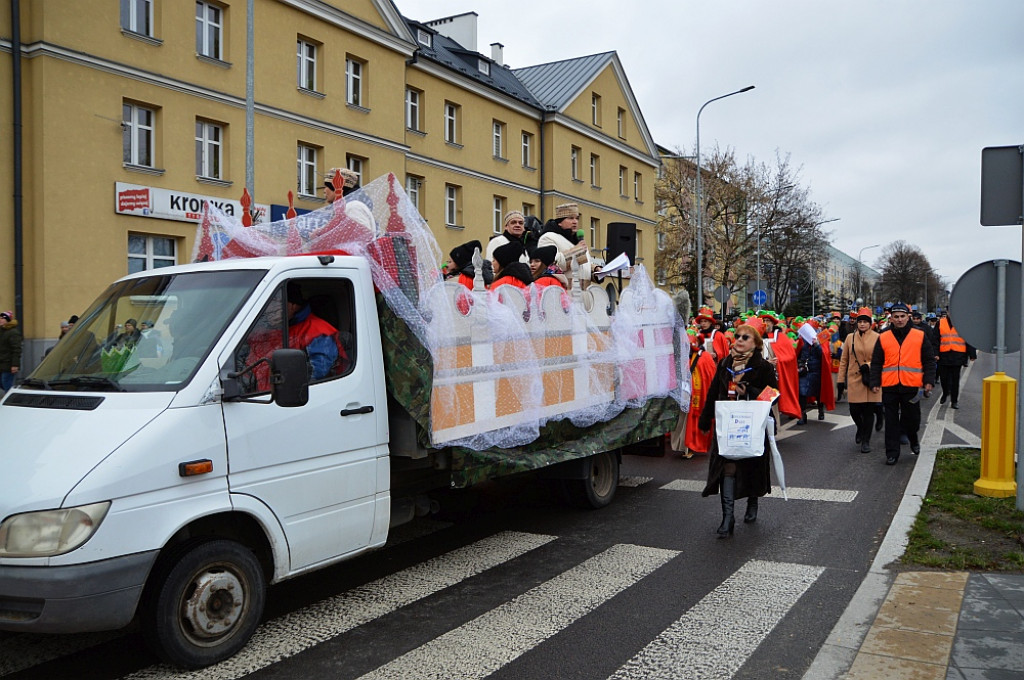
[939,318,967,353]
[879,328,924,387]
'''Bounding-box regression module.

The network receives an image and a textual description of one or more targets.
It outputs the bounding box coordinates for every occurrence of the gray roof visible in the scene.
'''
[404,18,540,107]
[512,52,615,111]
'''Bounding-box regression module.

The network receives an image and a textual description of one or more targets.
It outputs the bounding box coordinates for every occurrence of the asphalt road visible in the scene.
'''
[0,353,1003,680]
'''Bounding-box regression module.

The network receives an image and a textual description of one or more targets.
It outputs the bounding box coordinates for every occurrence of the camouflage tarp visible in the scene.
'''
[378,294,680,488]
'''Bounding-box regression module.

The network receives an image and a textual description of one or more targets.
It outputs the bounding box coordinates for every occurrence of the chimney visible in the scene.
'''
[424,12,478,51]
[490,42,504,66]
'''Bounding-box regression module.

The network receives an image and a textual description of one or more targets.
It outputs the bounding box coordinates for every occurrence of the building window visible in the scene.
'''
[657,231,667,251]
[405,88,421,131]
[619,166,627,196]
[445,184,461,226]
[297,38,318,92]
[657,268,666,286]
[346,57,364,106]
[121,0,153,37]
[571,146,581,181]
[296,143,319,197]
[634,172,643,200]
[417,28,432,47]
[591,93,601,126]
[590,153,600,187]
[405,175,422,211]
[492,196,506,233]
[492,120,505,159]
[617,107,626,139]
[478,59,490,75]
[123,102,155,168]
[523,202,534,217]
[590,217,600,249]
[195,120,223,179]
[128,234,177,274]
[346,154,365,186]
[444,101,460,144]
[521,132,533,167]
[195,2,223,60]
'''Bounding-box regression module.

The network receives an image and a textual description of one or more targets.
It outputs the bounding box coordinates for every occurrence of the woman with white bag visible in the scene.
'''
[697,325,778,538]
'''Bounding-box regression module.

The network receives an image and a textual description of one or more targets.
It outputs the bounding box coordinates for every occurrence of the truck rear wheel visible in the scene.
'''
[566,451,619,509]
[141,539,266,669]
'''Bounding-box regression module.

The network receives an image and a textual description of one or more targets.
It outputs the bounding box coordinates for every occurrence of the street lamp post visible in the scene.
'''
[858,244,879,309]
[696,85,754,309]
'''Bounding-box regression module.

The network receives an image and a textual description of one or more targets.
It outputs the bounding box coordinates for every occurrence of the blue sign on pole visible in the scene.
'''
[752,289,767,306]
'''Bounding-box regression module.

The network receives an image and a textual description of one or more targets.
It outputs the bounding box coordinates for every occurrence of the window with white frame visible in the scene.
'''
[195,119,223,179]
[590,217,599,249]
[445,184,460,226]
[346,57,364,106]
[492,196,505,233]
[522,202,534,217]
[657,268,666,286]
[296,143,318,197]
[478,59,490,75]
[120,0,153,37]
[405,175,422,211]
[634,171,642,200]
[195,1,223,60]
[619,165,627,195]
[296,38,318,91]
[617,107,626,139]
[405,88,421,131]
[417,28,432,47]
[128,234,177,274]
[657,231,667,251]
[346,155,365,186]
[444,102,459,144]
[571,146,580,180]
[521,132,533,167]
[591,93,601,126]
[123,102,155,168]
[590,153,600,187]
[492,120,505,158]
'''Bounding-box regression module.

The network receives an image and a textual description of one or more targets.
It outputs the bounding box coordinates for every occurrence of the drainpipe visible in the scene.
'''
[538,112,546,218]
[11,0,23,325]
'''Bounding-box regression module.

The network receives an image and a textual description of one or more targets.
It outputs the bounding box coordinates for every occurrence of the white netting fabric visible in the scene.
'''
[194,173,690,450]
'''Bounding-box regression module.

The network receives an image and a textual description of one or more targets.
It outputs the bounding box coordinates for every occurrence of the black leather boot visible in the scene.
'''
[817,403,825,420]
[743,496,758,523]
[797,397,807,425]
[717,476,736,538]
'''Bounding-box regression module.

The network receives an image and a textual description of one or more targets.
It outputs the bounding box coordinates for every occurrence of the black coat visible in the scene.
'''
[698,351,778,499]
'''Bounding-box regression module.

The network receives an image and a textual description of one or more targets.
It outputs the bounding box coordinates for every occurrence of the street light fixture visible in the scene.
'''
[858,243,879,308]
[696,85,754,309]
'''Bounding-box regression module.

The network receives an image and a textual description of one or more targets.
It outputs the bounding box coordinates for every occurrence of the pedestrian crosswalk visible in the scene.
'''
[0,526,829,680]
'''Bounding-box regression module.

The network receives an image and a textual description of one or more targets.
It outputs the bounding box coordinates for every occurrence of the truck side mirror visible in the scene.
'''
[271,349,309,407]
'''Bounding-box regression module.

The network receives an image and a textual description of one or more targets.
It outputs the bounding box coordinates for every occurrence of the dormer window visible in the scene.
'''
[478,59,490,75]
[417,28,432,47]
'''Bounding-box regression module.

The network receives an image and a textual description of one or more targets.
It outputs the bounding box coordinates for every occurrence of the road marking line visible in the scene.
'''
[608,560,825,680]
[356,543,679,680]
[943,422,981,448]
[122,531,556,680]
[619,476,654,487]
[659,479,857,502]
[0,631,121,677]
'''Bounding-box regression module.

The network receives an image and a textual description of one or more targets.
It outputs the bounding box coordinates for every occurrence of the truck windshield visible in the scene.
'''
[29,269,264,392]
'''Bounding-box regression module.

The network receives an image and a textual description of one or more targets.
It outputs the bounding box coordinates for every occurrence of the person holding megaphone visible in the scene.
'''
[538,202,596,284]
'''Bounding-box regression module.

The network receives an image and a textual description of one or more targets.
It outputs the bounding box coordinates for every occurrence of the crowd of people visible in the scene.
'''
[672,301,975,538]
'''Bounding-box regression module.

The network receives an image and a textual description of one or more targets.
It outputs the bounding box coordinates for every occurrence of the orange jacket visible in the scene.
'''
[879,328,924,387]
[938,318,967,353]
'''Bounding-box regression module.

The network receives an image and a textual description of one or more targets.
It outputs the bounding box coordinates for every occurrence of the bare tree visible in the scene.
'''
[877,240,934,306]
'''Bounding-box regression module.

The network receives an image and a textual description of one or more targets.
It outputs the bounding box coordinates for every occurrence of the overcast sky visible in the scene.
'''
[407,0,1023,288]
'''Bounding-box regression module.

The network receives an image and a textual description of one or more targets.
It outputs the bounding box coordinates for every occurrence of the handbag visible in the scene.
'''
[714,399,773,459]
[850,335,872,387]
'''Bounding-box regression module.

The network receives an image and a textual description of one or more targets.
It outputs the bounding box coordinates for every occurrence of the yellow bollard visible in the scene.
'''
[975,371,1018,498]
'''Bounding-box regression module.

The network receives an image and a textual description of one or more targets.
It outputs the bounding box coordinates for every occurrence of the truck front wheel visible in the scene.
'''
[566,451,619,509]
[141,539,266,669]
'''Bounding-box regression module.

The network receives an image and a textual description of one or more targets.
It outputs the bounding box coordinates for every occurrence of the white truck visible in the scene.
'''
[0,250,686,668]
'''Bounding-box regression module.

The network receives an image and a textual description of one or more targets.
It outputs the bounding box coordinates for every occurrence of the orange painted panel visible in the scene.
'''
[431,383,476,429]
[543,369,575,406]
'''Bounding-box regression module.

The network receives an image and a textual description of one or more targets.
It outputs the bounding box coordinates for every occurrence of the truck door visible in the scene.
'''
[222,274,385,571]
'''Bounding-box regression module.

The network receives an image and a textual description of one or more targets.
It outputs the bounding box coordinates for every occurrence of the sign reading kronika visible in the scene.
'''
[115,182,269,224]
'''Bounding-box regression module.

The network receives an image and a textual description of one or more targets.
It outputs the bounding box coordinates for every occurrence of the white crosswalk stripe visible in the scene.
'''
[619,475,654,487]
[608,560,825,680]
[356,543,679,680]
[659,478,858,502]
[122,531,555,680]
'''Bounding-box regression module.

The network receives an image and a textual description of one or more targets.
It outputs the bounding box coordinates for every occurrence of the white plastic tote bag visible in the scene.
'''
[714,400,773,459]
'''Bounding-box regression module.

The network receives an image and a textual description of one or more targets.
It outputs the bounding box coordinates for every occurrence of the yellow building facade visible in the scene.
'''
[0,1,659,366]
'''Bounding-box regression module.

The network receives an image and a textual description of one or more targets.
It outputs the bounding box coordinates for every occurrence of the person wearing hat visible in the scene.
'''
[490,241,533,289]
[528,245,567,289]
[324,167,375,233]
[838,307,883,452]
[445,240,489,289]
[936,311,975,409]
[869,302,936,464]
[0,311,22,392]
[794,319,836,423]
[694,306,729,362]
[485,210,531,264]
[537,203,593,282]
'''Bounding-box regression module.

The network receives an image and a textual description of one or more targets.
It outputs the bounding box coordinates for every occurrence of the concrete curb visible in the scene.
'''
[802,393,947,680]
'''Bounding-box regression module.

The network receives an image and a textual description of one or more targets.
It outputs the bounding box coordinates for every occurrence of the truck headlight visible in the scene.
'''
[0,502,111,557]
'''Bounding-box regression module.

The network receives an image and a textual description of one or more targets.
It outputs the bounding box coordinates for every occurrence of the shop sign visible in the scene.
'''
[115,182,269,223]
